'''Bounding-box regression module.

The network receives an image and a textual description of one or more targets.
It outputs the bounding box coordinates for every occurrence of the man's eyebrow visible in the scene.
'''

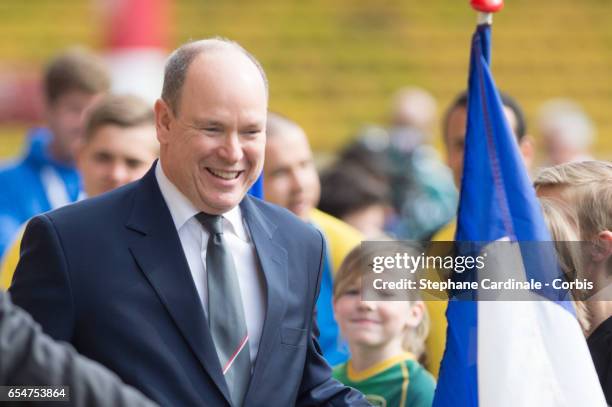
[241,122,264,130]
[191,119,224,128]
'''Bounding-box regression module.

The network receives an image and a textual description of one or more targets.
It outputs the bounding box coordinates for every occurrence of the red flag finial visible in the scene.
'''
[470,0,504,13]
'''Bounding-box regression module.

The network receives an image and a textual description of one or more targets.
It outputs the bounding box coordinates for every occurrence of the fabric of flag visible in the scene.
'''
[432,23,606,407]
[248,175,264,199]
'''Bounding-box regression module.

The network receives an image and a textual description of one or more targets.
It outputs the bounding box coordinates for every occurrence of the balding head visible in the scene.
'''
[264,112,320,220]
[161,38,268,115]
[266,112,305,141]
[538,99,595,165]
[154,38,268,215]
[390,87,438,135]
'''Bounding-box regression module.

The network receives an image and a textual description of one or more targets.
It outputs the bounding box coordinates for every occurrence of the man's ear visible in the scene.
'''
[519,135,536,171]
[154,99,173,144]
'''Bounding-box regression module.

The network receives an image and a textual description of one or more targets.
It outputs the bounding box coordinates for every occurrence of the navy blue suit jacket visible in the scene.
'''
[10,166,369,406]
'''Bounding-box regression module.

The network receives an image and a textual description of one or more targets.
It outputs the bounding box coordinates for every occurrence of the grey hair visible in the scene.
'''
[266,111,306,140]
[161,37,268,114]
[538,99,595,150]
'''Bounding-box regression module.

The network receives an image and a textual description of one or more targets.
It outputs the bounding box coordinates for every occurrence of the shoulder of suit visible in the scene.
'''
[310,209,363,245]
[246,196,322,239]
[45,180,139,223]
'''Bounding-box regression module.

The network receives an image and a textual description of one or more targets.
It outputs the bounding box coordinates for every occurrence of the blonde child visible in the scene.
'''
[332,244,435,407]
[536,160,612,403]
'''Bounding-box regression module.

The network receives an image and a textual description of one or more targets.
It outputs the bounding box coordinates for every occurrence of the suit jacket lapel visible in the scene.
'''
[126,166,232,404]
[240,196,288,397]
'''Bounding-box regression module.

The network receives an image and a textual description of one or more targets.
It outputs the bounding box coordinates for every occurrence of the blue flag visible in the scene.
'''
[432,23,605,407]
[248,174,264,198]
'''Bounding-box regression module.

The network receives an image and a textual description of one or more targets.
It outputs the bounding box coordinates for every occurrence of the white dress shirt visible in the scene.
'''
[155,162,266,365]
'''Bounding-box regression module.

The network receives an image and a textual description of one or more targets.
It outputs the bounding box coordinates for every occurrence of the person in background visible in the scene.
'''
[535,160,612,403]
[0,47,110,257]
[264,111,363,365]
[534,160,612,334]
[575,176,612,404]
[385,87,457,241]
[539,197,590,333]
[434,90,535,240]
[443,90,534,198]
[319,162,390,239]
[332,244,435,407]
[426,90,535,378]
[538,99,595,165]
[389,86,438,139]
[337,91,457,241]
[0,94,158,288]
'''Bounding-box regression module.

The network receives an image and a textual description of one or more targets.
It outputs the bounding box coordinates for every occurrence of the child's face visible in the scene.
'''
[333,279,417,351]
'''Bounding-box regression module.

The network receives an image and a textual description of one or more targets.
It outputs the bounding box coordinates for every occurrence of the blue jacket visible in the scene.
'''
[9,165,370,406]
[0,128,81,256]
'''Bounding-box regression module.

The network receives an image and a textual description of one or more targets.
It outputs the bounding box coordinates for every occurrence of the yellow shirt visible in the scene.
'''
[0,227,24,289]
[424,219,456,378]
[310,208,363,274]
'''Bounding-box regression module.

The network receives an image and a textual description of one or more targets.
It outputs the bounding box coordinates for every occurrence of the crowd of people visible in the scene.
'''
[0,38,610,407]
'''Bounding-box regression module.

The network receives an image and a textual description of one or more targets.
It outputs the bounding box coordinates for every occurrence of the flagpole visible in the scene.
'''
[477,12,493,26]
[470,0,504,24]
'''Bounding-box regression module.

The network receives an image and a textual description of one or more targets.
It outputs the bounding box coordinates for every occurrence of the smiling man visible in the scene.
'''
[10,38,369,407]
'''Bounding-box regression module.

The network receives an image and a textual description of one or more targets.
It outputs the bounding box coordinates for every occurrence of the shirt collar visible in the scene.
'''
[155,161,248,241]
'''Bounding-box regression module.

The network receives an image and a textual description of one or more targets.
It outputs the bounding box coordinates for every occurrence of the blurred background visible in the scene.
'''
[0,0,610,162]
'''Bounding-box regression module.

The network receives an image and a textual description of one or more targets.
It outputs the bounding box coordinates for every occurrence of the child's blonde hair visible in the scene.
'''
[540,198,591,332]
[576,181,612,240]
[534,160,612,209]
[334,244,430,358]
[540,198,581,277]
[537,162,612,334]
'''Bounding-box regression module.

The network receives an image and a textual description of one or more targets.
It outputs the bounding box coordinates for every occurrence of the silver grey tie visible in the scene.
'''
[196,213,251,407]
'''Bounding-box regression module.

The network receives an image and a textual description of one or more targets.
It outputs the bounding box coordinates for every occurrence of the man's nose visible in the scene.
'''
[219,134,244,163]
[289,170,305,193]
[109,163,128,183]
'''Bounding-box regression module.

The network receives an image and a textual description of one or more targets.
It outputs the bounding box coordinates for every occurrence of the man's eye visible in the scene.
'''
[126,159,144,169]
[270,168,289,178]
[93,153,112,163]
[242,129,261,137]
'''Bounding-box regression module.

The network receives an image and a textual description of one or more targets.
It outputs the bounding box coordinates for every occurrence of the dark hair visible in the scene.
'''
[44,47,110,104]
[442,90,527,143]
[318,162,389,219]
[337,127,391,183]
[84,94,155,143]
[161,38,268,114]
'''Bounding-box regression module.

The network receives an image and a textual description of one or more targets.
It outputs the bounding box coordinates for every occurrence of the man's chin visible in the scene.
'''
[288,204,312,221]
[198,191,247,214]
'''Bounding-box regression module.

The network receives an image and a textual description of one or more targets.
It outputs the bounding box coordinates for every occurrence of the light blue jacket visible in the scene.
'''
[0,128,81,257]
